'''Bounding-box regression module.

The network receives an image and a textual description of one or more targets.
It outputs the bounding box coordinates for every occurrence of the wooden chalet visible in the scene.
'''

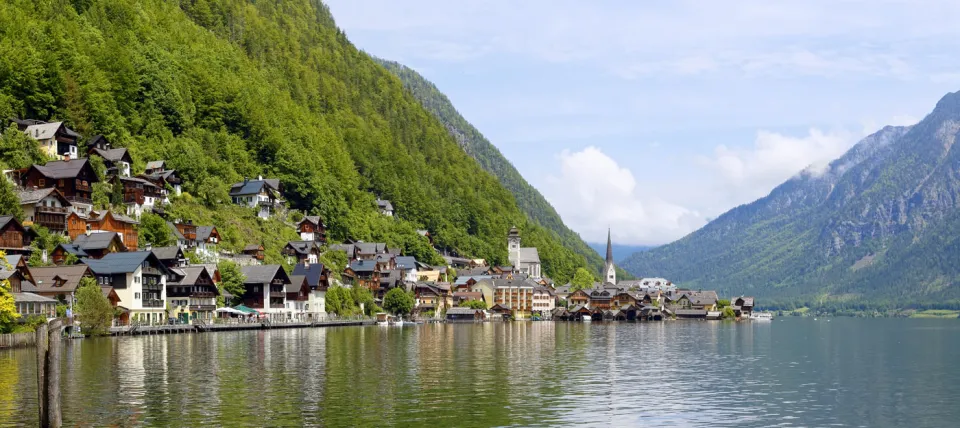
[297,215,327,243]
[587,288,613,310]
[0,216,33,256]
[732,296,755,317]
[292,262,331,292]
[242,244,265,261]
[18,188,71,234]
[567,289,591,308]
[67,210,139,249]
[87,135,132,177]
[283,241,321,264]
[167,265,219,323]
[445,307,484,322]
[20,158,98,214]
[240,265,290,321]
[612,292,639,309]
[1,254,34,293]
[53,231,126,263]
[285,274,310,306]
[114,175,162,206]
[343,259,381,291]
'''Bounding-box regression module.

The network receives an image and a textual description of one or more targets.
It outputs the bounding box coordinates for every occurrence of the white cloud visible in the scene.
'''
[698,128,859,205]
[543,147,705,246]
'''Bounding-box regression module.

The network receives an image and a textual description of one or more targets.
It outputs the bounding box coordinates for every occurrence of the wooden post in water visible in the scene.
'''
[36,319,62,428]
[35,323,48,426]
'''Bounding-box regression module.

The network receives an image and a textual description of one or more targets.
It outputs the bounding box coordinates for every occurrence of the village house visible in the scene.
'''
[376,198,394,217]
[18,188,71,234]
[140,161,182,202]
[491,278,538,319]
[26,264,94,309]
[532,285,556,315]
[328,243,358,261]
[0,216,33,258]
[17,120,80,161]
[394,256,420,282]
[732,296,755,317]
[20,158,98,216]
[240,244,265,264]
[453,291,484,307]
[2,254,57,318]
[292,262,331,319]
[506,226,541,279]
[166,265,219,324]
[296,216,327,243]
[285,274,310,321]
[413,282,444,317]
[53,231,127,263]
[86,135,132,177]
[67,210,139,249]
[355,242,388,260]
[229,176,284,218]
[83,251,171,325]
[115,175,163,218]
[283,240,322,264]
[567,289,591,308]
[240,265,291,322]
[343,259,380,291]
[168,221,220,260]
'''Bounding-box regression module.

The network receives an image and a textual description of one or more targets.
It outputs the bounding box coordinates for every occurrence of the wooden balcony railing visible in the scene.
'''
[36,205,69,214]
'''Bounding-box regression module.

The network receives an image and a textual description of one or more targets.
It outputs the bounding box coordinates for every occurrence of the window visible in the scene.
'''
[38,179,45,187]
[135,292,140,299]
[134,276,140,284]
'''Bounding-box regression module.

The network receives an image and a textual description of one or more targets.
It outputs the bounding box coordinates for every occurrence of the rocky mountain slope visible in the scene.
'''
[622,91,960,307]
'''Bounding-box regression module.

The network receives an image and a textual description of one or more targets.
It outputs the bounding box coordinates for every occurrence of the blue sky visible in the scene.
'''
[326,0,960,246]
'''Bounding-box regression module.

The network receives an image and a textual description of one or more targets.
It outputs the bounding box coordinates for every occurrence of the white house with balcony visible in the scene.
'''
[83,251,172,325]
[229,176,284,219]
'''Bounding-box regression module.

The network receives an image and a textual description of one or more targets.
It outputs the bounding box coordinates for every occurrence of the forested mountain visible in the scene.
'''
[0,0,593,282]
[622,91,960,308]
[374,59,619,277]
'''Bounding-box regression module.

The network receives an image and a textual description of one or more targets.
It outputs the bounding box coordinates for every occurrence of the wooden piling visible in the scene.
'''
[36,319,62,428]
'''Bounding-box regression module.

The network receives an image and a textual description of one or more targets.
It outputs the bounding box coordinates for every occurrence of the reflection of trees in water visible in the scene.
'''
[0,354,18,424]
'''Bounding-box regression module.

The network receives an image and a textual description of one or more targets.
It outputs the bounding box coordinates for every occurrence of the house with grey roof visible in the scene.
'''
[82,251,172,325]
[296,215,326,243]
[167,221,220,261]
[376,199,394,217]
[20,120,79,160]
[53,231,126,264]
[20,158,98,216]
[166,265,219,324]
[87,135,132,177]
[28,264,94,308]
[240,265,291,321]
[230,176,284,219]
[18,187,71,234]
[283,240,321,264]
[292,262,332,318]
[394,256,420,282]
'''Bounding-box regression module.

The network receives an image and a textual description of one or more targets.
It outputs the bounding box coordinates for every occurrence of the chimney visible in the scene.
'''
[146,243,152,251]
[35,129,39,137]
[257,175,263,181]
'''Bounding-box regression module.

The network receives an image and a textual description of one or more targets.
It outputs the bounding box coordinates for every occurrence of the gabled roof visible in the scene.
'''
[72,232,125,251]
[457,267,490,277]
[298,215,325,227]
[286,275,307,293]
[196,226,217,242]
[394,256,418,270]
[454,275,492,286]
[328,243,355,256]
[446,307,481,315]
[24,122,77,140]
[29,265,92,293]
[355,242,386,255]
[89,210,137,225]
[145,160,165,170]
[30,159,95,180]
[168,266,213,287]
[516,247,540,264]
[292,262,327,288]
[229,179,280,196]
[117,175,160,189]
[17,187,71,206]
[376,199,393,211]
[56,244,88,258]
[90,147,132,163]
[285,241,319,255]
[348,260,378,273]
[241,264,289,285]
[151,246,185,262]
[13,292,57,303]
[82,251,169,275]
[0,216,25,234]
[243,244,263,252]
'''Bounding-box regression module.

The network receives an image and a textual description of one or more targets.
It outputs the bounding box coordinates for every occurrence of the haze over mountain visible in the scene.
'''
[622,91,960,307]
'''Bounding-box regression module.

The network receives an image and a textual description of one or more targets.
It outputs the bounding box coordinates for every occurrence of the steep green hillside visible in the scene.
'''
[375,59,627,278]
[0,0,591,281]
[622,92,960,308]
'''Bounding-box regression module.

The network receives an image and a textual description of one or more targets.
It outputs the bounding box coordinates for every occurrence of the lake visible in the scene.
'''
[1,318,958,427]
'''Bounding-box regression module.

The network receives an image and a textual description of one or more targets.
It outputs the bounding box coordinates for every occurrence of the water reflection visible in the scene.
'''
[2,319,960,426]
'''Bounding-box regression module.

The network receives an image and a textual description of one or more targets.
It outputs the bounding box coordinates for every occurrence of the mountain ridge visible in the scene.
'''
[622,91,960,308]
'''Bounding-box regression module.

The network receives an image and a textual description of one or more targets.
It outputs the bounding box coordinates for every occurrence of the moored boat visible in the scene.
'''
[750,312,774,321]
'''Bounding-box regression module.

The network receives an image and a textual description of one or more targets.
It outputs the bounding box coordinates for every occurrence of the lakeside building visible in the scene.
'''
[83,251,171,325]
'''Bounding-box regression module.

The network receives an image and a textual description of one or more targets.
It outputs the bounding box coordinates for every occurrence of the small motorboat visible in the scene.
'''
[376,312,389,326]
[751,312,774,321]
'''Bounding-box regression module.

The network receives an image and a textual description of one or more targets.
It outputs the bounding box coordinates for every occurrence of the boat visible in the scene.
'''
[581,316,592,322]
[393,316,405,327]
[376,312,389,326]
[750,312,774,321]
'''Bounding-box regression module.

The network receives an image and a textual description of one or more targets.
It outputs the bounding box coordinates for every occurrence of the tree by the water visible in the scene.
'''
[74,277,114,335]
[571,268,594,292]
[383,287,414,315]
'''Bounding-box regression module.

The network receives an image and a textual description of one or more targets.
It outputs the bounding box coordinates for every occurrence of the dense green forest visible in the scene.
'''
[623,92,960,309]
[375,59,631,279]
[0,0,594,282]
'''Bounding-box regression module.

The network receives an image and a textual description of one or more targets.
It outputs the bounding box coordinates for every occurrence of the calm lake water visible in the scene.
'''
[1,318,958,427]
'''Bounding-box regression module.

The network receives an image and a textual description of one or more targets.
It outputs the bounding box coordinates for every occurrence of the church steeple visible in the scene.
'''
[604,228,616,285]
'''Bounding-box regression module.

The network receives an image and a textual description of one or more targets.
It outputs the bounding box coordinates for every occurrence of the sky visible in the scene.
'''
[325,0,960,246]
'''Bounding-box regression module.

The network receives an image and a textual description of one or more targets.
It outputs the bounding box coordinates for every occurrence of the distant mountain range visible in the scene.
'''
[622,91,960,307]
[588,243,653,264]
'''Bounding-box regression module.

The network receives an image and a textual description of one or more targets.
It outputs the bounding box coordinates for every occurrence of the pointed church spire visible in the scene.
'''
[605,228,614,264]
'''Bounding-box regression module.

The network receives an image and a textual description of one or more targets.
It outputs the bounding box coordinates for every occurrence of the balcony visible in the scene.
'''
[142,282,163,291]
[143,299,164,308]
[269,292,285,298]
[74,182,92,192]
[66,196,93,206]
[36,205,69,214]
